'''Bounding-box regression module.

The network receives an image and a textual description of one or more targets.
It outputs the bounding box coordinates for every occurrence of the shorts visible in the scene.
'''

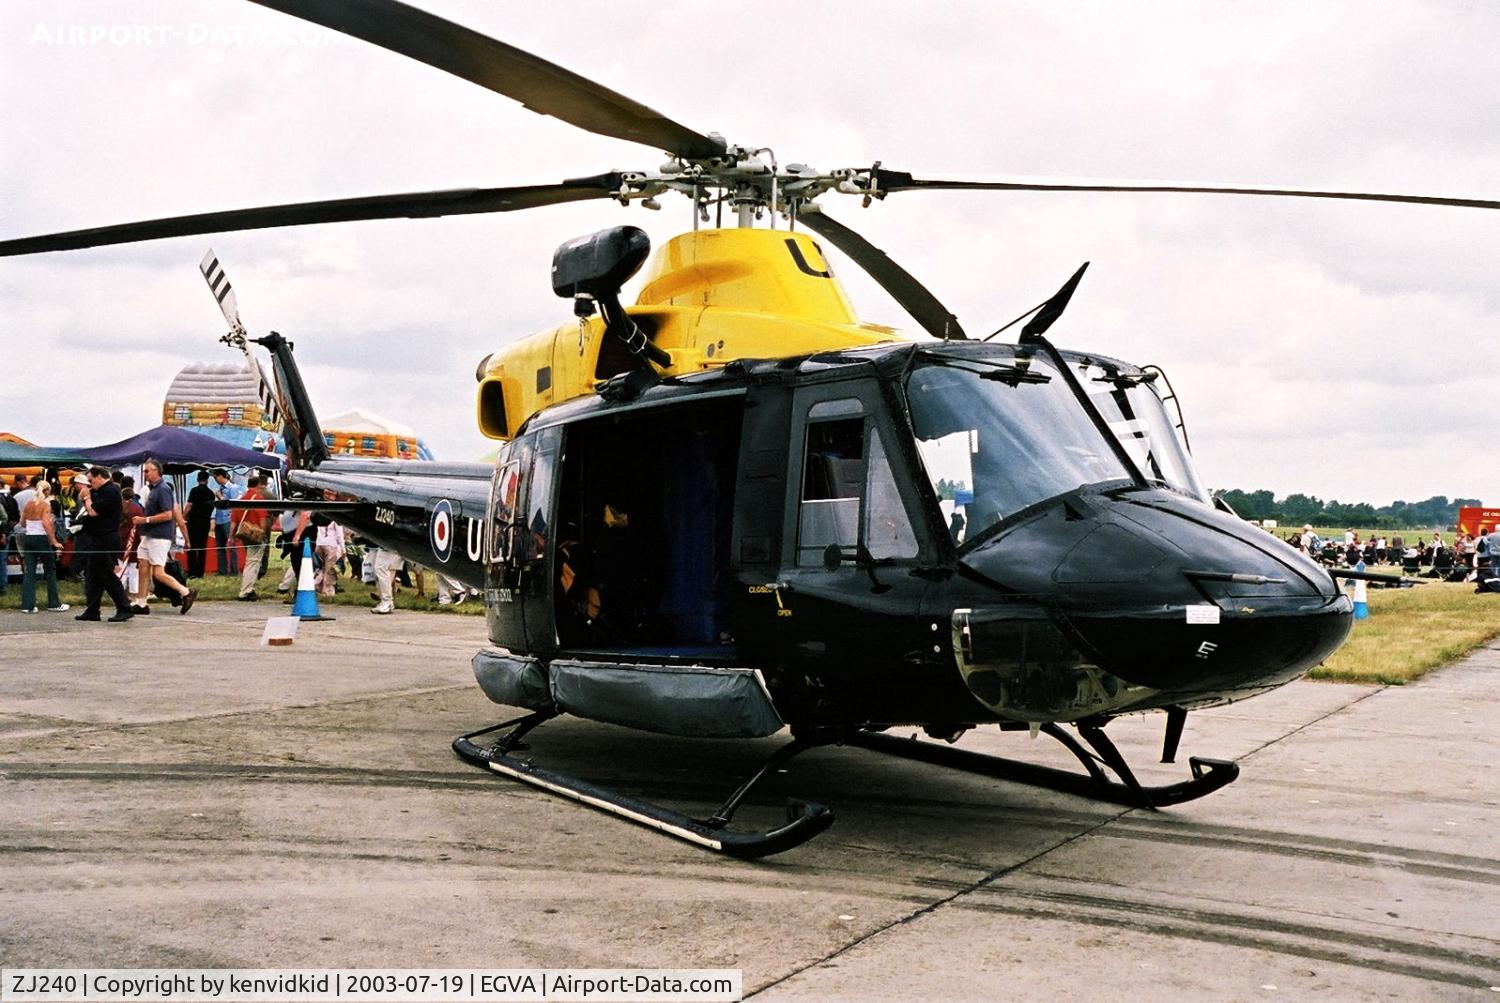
[141,537,173,567]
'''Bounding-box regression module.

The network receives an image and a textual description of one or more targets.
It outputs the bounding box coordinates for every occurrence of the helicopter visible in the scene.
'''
[4,0,1495,858]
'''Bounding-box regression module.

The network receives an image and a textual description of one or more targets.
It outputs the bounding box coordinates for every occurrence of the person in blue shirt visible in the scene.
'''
[1484,526,1500,584]
[212,469,243,576]
[131,458,196,614]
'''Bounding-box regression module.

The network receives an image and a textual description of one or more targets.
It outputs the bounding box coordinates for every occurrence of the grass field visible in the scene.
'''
[1311,582,1500,685]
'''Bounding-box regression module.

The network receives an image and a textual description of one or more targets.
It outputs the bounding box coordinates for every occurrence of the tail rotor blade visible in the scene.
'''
[198,249,283,429]
[199,249,242,331]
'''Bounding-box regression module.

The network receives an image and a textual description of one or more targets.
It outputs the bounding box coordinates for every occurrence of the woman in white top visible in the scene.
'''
[19,480,67,613]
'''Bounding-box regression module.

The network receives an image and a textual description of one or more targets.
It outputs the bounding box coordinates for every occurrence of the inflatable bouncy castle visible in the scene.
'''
[160,362,433,460]
[161,360,273,450]
[319,408,434,460]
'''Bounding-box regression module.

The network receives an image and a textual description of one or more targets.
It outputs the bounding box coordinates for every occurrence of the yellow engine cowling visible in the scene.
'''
[476,228,908,440]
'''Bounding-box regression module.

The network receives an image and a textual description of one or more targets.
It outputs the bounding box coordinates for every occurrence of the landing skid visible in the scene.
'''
[452,714,1238,857]
[848,720,1239,810]
[452,714,835,859]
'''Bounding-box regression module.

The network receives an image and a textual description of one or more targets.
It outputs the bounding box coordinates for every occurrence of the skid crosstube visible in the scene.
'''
[453,712,1238,857]
[847,728,1239,809]
[452,724,834,859]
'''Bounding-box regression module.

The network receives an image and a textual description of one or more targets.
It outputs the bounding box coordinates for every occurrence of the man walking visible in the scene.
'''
[132,458,197,615]
[183,470,215,578]
[234,475,271,601]
[73,466,133,622]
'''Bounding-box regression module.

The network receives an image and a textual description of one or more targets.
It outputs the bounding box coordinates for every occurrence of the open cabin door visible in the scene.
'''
[485,425,562,656]
[547,398,742,658]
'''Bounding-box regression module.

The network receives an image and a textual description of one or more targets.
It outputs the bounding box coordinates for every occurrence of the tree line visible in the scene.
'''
[1213,490,1482,529]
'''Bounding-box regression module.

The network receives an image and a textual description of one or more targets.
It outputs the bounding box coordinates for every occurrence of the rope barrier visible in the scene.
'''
[2,543,275,556]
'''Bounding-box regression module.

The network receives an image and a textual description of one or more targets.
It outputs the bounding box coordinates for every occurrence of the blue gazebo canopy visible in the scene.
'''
[68,425,283,472]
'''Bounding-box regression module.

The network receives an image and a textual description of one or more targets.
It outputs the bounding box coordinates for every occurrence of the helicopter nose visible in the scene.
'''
[1055,496,1352,696]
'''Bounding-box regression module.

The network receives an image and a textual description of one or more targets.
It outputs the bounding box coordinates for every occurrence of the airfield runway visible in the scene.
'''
[2,604,1497,1000]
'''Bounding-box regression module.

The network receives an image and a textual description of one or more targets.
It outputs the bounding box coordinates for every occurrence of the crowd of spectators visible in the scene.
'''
[3,464,475,619]
[1284,524,1500,585]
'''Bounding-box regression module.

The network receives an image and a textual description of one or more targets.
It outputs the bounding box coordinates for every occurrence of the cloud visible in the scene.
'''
[2,0,1497,508]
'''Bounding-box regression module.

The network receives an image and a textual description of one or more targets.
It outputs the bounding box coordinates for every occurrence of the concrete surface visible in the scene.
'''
[1,603,1497,1000]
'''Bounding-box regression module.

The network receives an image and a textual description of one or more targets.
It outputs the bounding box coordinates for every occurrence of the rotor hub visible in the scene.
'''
[610,148,888,224]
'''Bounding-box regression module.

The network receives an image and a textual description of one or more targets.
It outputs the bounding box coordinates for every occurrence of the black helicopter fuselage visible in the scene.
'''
[288,339,1350,740]
[0,0,1463,856]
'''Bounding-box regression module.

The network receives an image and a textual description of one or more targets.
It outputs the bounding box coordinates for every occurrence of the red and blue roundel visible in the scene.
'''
[429,499,455,563]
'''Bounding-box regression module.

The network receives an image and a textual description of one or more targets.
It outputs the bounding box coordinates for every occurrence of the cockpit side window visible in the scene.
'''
[798,416,864,566]
[795,398,920,566]
[865,431,920,560]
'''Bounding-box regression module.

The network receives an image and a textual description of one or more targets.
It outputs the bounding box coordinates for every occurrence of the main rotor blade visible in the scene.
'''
[0,175,623,257]
[250,0,725,160]
[797,207,966,341]
[872,170,1500,211]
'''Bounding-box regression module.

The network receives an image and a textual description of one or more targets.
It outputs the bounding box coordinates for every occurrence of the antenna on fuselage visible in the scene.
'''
[1018,262,1090,344]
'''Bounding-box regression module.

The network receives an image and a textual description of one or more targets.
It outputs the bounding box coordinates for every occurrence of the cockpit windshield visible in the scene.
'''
[906,350,1131,546]
[1078,360,1209,504]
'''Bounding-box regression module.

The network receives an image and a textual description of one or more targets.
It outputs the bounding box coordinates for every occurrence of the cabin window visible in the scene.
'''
[488,454,522,565]
[524,447,557,566]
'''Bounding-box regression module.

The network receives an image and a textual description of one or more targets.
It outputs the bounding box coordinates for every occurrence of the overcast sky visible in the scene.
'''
[2,0,1496,506]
